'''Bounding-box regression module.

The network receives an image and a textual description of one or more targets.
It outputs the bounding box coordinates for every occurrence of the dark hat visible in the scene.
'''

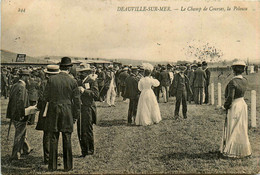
[32,70,39,76]
[179,66,187,71]
[2,68,8,73]
[19,69,30,76]
[138,66,144,70]
[167,64,173,68]
[202,61,207,66]
[161,65,166,70]
[197,62,202,67]
[60,57,73,66]
[44,65,60,74]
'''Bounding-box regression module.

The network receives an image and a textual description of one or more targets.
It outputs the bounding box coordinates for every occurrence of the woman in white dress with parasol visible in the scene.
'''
[135,63,162,126]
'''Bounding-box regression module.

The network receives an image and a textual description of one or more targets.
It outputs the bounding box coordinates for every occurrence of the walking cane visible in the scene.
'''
[79,112,82,141]
[99,86,105,101]
[7,119,12,140]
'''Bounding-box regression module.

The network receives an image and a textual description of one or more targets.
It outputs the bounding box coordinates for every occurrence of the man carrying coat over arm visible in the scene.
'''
[44,57,81,172]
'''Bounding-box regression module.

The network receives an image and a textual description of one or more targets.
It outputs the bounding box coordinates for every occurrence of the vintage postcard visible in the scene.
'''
[1,0,259,174]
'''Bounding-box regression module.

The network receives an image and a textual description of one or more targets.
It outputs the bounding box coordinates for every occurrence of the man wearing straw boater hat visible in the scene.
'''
[7,69,34,161]
[77,63,99,157]
[44,57,81,171]
[36,65,60,165]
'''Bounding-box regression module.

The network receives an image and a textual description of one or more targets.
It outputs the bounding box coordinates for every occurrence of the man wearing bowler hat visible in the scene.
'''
[6,69,34,161]
[44,57,81,171]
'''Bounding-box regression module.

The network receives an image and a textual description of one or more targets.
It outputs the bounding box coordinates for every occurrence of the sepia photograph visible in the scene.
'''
[1,0,260,174]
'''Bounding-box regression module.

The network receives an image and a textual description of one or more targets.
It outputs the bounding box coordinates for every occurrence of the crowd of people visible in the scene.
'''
[1,57,253,172]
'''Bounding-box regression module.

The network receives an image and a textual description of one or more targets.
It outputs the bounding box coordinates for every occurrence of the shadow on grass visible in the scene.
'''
[159,151,222,161]
[97,119,127,127]
[1,154,46,174]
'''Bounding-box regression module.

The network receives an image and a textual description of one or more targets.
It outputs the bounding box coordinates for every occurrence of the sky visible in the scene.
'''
[1,0,259,62]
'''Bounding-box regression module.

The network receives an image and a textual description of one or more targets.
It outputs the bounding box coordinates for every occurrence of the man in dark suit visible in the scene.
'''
[124,67,140,124]
[36,65,60,165]
[27,71,40,125]
[171,66,192,119]
[6,70,33,161]
[119,67,129,100]
[159,66,171,103]
[186,64,196,103]
[44,57,81,171]
[1,68,9,99]
[151,66,161,102]
[77,64,99,157]
[96,65,106,101]
[193,62,206,105]
[202,61,211,104]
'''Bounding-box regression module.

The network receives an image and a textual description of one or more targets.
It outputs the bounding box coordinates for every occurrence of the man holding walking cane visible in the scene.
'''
[6,69,35,161]
[77,63,99,157]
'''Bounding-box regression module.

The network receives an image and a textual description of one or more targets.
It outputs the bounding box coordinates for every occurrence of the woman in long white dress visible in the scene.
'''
[220,60,252,158]
[135,67,162,126]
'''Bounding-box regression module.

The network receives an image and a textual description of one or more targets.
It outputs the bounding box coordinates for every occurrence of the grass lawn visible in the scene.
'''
[1,71,260,174]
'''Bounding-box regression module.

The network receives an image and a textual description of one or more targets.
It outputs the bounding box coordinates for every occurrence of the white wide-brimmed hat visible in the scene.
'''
[77,63,92,72]
[232,60,246,67]
[44,65,60,74]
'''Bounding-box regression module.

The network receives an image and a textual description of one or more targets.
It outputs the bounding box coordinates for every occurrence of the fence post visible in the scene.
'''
[217,83,221,107]
[251,90,257,128]
[211,83,214,105]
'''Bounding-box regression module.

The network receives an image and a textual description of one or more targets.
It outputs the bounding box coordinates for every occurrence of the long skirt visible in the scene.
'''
[220,97,252,158]
[135,89,161,126]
